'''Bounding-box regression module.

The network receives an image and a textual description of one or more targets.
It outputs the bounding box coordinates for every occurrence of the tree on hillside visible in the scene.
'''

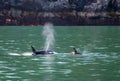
[48,0,57,1]
[107,0,118,12]
[68,0,87,11]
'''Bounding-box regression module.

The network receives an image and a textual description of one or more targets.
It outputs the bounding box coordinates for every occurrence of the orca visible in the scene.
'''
[73,48,80,54]
[31,46,80,55]
[31,46,55,55]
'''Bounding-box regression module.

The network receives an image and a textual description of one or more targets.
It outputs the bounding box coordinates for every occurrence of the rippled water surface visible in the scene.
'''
[0,26,120,81]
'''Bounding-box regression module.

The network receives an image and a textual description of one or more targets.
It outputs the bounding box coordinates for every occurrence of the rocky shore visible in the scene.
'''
[0,0,120,26]
[0,11,120,26]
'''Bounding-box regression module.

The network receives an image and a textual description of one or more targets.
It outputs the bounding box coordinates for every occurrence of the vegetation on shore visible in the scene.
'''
[0,0,120,25]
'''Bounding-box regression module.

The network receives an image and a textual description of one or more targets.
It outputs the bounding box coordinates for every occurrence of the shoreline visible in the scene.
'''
[0,12,120,26]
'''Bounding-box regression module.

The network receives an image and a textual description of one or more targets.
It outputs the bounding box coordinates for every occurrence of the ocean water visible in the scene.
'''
[0,26,120,81]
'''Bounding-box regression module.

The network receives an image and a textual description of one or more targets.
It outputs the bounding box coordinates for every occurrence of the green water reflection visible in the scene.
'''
[0,26,120,81]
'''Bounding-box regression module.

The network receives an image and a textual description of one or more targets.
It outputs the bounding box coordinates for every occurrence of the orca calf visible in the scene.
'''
[73,48,80,54]
[31,46,55,55]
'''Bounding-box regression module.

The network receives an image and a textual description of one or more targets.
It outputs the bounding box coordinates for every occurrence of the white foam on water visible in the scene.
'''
[8,53,21,56]
[22,52,33,56]
[8,52,32,57]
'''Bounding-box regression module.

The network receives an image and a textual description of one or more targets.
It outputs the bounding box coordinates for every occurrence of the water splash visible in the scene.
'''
[8,52,32,56]
[42,23,55,51]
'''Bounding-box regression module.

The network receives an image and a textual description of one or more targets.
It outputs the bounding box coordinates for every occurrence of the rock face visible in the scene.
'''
[0,0,119,12]
[0,0,120,12]
[0,0,119,26]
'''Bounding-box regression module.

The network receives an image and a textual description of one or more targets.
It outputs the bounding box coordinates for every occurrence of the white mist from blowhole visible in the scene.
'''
[42,23,55,51]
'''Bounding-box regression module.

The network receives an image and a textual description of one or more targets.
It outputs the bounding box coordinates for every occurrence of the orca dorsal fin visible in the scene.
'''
[73,48,80,54]
[31,46,36,53]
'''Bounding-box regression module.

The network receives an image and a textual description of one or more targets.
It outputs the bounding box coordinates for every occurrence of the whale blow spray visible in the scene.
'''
[42,23,55,51]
